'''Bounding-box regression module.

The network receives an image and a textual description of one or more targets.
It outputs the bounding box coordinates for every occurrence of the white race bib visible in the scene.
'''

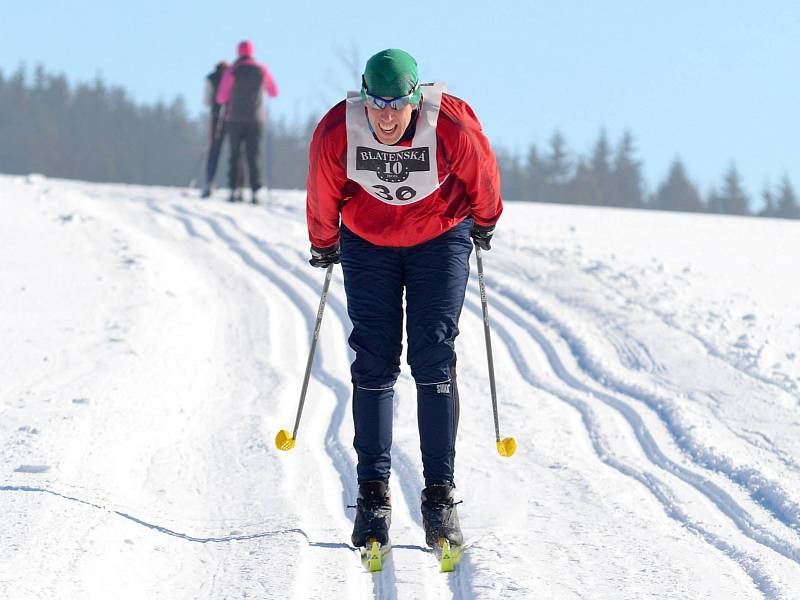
[345,83,445,205]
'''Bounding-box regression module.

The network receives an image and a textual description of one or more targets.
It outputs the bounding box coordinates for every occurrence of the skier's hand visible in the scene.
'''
[309,243,341,268]
[470,223,495,251]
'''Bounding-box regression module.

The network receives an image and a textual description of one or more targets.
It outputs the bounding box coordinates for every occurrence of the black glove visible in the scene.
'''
[309,243,341,268]
[470,223,495,251]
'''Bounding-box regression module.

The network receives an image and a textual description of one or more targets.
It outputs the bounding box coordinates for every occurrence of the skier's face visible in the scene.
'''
[366,101,414,145]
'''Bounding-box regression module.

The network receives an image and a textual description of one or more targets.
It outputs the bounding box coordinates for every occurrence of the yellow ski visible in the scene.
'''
[436,537,462,573]
[360,539,390,572]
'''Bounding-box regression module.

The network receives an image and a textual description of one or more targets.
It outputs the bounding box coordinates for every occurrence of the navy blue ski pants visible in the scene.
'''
[340,220,473,486]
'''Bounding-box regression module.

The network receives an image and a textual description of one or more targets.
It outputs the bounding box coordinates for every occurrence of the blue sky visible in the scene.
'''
[2,1,798,201]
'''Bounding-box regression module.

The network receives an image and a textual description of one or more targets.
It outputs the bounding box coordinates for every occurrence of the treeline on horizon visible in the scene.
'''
[1,65,798,220]
[0,65,314,189]
[496,131,799,219]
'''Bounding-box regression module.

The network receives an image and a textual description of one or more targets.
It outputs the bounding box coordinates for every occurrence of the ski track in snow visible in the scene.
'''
[581,266,800,405]
[511,249,800,449]
[210,205,510,599]
[4,179,800,598]
[488,267,800,535]
[153,202,379,599]
[2,191,540,600]
[459,292,786,598]
[594,259,790,404]
[1,484,308,544]
[148,201,454,599]
[177,205,470,600]
[143,196,800,597]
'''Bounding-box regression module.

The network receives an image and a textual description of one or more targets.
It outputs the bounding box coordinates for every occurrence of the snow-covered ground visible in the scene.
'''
[1,173,799,599]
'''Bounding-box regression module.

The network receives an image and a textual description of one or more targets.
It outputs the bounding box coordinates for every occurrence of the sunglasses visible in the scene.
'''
[360,78,421,110]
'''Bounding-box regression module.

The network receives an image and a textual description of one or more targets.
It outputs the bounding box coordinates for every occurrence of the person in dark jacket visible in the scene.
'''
[216,40,279,203]
[201,60,229,198]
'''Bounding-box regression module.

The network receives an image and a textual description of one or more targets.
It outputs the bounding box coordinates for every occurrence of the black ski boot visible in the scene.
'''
[421,483,463,547]
[351,480,392,547]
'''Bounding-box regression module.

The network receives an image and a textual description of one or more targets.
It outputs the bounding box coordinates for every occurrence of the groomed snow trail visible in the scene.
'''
[2,176,799,599]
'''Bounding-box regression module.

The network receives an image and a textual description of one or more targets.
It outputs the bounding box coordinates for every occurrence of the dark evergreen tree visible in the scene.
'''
[523,144,547,202]
[709,165,750,215]
[0,66,29,173]
[563,130,614,207]
[653,159,704,212]
[610,131,644,208]
[707,188,722,214]
[759,184,776,217]
[267,115,317,191]
[543,131,572,203]
[495,146,524,201]
[543,132,570,181]
[775,176,800,219]
[565,160,593,206]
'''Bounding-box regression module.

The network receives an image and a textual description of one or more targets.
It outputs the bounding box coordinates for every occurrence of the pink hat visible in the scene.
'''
[238,40,254,57]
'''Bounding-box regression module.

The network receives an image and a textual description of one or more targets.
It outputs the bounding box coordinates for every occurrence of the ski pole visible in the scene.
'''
[275,264,334,451]
[265,105,273,200]
[475,245,517,458]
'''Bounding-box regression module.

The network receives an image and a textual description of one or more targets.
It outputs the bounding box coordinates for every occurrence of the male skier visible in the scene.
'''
[305,48,502,554]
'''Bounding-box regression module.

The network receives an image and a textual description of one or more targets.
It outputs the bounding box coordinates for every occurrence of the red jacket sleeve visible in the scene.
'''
[261,64,279,98]
[306,103,348,248]
[441,97,503,227]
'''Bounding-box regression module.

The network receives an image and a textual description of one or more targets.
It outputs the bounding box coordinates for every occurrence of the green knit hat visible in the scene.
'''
[362,49,421,104]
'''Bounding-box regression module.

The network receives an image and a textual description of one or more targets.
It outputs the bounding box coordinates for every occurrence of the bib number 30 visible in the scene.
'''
[372,185,417,203]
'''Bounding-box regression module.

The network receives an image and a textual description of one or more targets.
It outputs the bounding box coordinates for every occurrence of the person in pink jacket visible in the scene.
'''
[216,40,279,203]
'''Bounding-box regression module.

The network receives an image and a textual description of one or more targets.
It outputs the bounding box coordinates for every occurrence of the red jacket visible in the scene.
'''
[306,93,503,248]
